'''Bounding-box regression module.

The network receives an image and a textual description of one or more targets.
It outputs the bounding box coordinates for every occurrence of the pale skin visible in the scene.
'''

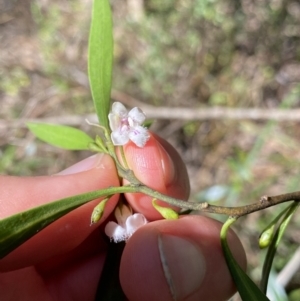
[0,133,246,301]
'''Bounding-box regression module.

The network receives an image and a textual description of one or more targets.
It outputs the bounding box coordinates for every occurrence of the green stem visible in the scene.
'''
[111,149,300,216]
[102,183,300,218]
[138,185,300,217]
[78,182,300,218]
[94,97,300,218]
[221,217,270,301]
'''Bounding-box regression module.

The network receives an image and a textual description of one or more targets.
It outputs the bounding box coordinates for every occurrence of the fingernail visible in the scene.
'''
[157,142,176,186]
[158,234,206,300]
[56,153,105,175]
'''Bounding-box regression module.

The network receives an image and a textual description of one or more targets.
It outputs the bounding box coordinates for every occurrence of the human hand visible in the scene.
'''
[0,133,246,301]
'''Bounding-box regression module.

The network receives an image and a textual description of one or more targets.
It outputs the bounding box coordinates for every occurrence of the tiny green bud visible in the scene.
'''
[152,199,178,220]
[259,224,275,249]
[91,197,109,224]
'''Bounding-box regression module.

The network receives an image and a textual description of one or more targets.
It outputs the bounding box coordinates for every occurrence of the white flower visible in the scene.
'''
[108,102,150,147]
[105,204,148,243]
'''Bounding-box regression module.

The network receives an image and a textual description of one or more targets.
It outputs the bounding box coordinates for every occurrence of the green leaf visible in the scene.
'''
[27,122,94,150]
[260,202,299,293]
[221,217,270,301]
[88,0,113,128]
[0,185,136,258]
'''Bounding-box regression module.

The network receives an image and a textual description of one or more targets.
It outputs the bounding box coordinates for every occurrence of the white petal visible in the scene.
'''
[125,213,148,236]
[105,221,127,243]
[112,102,128,117]
[111,130,130,146]
[108,113,120,131]
[128,107,146,125]
[128,126,150,147]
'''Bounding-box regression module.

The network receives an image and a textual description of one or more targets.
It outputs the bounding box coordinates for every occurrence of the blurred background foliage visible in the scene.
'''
[1,0,300,299]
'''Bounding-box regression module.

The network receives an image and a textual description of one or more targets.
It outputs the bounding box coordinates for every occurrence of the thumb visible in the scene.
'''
[0,154,119,270]
[120,215,246,301]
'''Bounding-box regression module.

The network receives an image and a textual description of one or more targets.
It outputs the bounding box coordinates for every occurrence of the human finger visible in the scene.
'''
[0,154,119,271]
[120,215,246,301]
[123,132,190,220]
[0,230,105,301]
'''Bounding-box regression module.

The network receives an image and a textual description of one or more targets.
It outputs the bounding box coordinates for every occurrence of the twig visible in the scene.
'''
[3,106,300,131]
[140,106,300,121]
[120,162,300,216]
[0,114,98,129]
[90,134,300,217]
[194,193,300,217]
[111,91,300,121]
[127,0,144,22]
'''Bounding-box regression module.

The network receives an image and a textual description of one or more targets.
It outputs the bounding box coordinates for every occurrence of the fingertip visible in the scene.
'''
[123,133,170,188]
[123,133,190,220]
[120,216,246,301]
[55,154,105,175]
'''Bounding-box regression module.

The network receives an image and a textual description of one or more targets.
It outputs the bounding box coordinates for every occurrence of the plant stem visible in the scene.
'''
[220,217,270,301]
[112,154,300,217]
[124,180,300,217]
[106,183,300,218]
[89,138,300,218]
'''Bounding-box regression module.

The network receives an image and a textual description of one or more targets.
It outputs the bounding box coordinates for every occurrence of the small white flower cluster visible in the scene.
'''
[105,102,149,241]
[105,204,148,243]
[108,102,150,148]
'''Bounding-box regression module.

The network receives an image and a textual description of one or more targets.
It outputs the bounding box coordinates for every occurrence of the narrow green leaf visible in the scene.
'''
[88,0,113,128]
[0,185,136,258]
[221,217,270,301]
[27,122,94,150]
[0,191,102,258]
[260,202,299,293]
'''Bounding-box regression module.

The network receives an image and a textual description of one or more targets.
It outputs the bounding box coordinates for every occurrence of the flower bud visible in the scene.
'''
[91,197,109,224]
[259,224,275,249]
[152,199,179,220]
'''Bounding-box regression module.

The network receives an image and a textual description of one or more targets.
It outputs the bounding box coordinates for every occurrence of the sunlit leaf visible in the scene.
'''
[88,0,113,128]
[27,122,94,150]
[221,217,270,301]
